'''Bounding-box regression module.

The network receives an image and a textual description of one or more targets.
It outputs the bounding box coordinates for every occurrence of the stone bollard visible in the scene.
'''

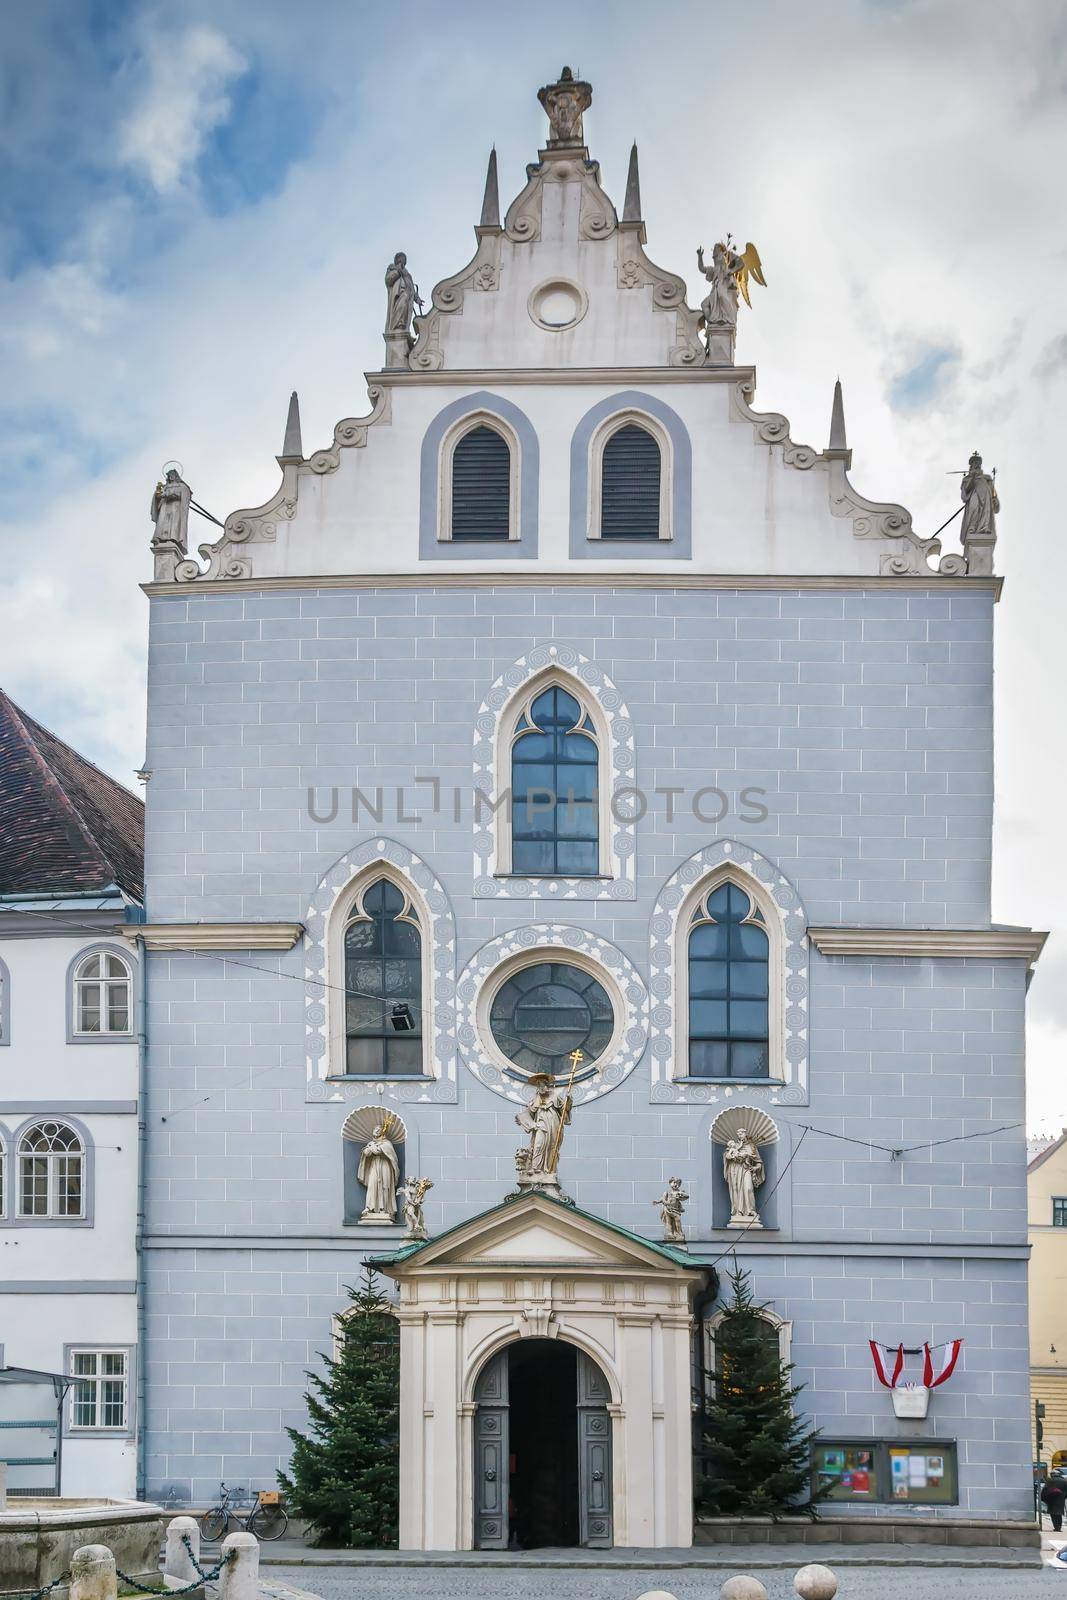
[637,1593,680,1600]
[218,1531,259,1600]
[794,1566,838,1600]
[165,1517,201,1586]
[720,1580,769,1600]
[70,1544,118,1600]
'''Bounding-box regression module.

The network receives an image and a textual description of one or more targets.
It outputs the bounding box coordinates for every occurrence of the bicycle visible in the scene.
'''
[199,1482,289,1542]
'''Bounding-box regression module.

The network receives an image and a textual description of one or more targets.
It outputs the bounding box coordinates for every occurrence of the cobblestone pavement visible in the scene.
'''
[267,1562,1060,1598]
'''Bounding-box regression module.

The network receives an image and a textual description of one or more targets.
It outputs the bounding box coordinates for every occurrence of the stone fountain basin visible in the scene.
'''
[0,1499,164,1595]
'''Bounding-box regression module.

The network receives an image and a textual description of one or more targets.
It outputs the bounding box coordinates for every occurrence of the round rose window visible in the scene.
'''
[489,961,613,1081]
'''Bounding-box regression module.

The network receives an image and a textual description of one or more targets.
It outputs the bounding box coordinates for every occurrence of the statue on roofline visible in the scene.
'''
[697,238,767,332]
[384,251,423,339]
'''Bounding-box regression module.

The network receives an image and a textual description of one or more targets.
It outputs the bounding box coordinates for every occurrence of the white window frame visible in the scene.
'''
[704,1306,792,1382]
[437,411,521,542]
[673,866,785,1086]
[17,1121,85,1219]
[495,667,612,878]
[327,864,433,1082]
[587,408,673,542]
[68,1348,129,1433]
[73,950,133,1037]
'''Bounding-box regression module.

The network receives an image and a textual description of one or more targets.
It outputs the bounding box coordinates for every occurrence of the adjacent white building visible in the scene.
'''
[0,689,144,1499]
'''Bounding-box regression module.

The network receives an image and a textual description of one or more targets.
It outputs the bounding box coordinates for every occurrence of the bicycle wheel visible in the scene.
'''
[249,1505,288,1541]
[199,1508,228,1541]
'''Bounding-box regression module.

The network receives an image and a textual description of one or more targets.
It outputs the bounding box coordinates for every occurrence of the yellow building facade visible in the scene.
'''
[1029,1132,1067,1461]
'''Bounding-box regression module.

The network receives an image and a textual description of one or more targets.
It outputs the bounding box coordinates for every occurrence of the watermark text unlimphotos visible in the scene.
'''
[306,779,769,827]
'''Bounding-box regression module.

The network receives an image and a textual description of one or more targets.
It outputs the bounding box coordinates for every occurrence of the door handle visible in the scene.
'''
[592,1469,604,1481]
[484,1468,497,1481]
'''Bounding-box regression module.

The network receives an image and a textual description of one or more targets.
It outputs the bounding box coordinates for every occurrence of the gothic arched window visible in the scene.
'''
[450,424,512,540]
[18,1121,84,1218]
[510,685,600,877]
[343,880,424,1076]
[687,882,770,1079]
[73,950,132,1036]
[600,422,662,539]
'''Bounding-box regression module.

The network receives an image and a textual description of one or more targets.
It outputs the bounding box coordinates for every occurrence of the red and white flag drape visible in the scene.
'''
[869,1340,905,1389]
[923,1339,963,1389]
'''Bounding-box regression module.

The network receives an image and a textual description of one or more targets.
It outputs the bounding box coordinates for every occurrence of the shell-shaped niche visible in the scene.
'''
[341,1106,408,1145]
[710,1105,779,1147]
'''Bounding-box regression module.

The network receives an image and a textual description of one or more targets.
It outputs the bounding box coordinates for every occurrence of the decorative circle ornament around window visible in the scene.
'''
[528,278,588,332]
[489,961,612,1083]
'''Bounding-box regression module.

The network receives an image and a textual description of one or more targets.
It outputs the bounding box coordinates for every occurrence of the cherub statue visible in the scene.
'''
[655,1176,689,1244]
[398,1176,433,1241]
[696,239,766,330]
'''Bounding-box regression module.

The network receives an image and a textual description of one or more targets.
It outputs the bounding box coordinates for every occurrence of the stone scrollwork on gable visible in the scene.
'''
[730,375,819,471]
[406,232,503,372]
[174,383,391,583]
[504,163,545,243]
[615,230,704,368]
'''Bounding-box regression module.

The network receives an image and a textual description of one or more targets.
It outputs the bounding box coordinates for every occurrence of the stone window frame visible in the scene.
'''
[419,390,539,561]
[457,923,650,1108]
[704,1304,792,1384]
[11,1114,94,1227]
[0,956,10,1046]
[0,1120,8,1220]
[438,410,522,543]
[649,841,809,1107]
[568,390,692,560]
[63,1344,137,1440]
[473,645,637,902]
[66,943,136,1044]
[588,408,673,543]
[304,839,457,1106]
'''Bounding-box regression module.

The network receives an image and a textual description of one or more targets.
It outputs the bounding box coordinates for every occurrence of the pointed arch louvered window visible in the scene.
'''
[601,423,661,539]
[450,425,512,540]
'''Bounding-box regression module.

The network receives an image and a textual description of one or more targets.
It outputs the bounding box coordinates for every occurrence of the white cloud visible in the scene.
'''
[117,23,246,193]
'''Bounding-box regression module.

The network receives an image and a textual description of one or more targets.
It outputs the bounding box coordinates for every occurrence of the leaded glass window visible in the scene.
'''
[511,686,599,876]
[687,882,770,1079]
[17,1121,84,1217]
[74,951,132,1035]
[70,1350,128,1430]
[489,961,613,1081]
[343,880,424,1076]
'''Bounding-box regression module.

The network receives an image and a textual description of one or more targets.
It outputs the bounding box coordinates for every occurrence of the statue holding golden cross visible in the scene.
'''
[513,1047,591,1199]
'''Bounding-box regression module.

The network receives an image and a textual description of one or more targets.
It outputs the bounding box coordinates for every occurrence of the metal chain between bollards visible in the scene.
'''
[6,1575,71,1600]
[116,1545,234,1596]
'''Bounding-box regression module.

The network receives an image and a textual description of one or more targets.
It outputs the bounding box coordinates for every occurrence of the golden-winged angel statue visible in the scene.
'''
[696,238,766,328]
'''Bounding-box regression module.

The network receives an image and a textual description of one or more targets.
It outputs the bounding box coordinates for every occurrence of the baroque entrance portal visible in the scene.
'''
[473,1339,612,1549]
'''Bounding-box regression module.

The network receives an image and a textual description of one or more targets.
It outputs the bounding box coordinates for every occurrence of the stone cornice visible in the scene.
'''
[808,926,1046,965]
[142,571,1004,599]
[369,364,750,386]
[117,921,304,951]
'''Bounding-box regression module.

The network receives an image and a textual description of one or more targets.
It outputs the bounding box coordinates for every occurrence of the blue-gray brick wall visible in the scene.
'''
[142,583,1031,1519]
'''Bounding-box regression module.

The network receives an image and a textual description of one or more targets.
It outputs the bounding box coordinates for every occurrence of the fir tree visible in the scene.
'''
[696,1260,828,1519]
[279,1269,400,1547]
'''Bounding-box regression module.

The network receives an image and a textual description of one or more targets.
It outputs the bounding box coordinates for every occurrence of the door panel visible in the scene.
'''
[576,1350,613,1548]
[473,1350,509,1549]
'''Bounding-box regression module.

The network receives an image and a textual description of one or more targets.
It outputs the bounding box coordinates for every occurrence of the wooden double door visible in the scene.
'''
[473,1338,613,1549]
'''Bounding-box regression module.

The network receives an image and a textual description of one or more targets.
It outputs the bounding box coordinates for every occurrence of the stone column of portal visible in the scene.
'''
[217,1533,258,1600]
[617,1312,657,1546]
[426,1308,463,1550]
[661,1308,697,1547]
[396,1304,429,1550]
[70,1545,117,1600]
[164,1517,200,1585]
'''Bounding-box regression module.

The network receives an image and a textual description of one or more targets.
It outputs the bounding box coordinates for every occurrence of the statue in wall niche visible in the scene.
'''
[358,1119,401,1223]
[723,1126,766,1228]
[398,1176,433,1241]
[150,467,191,554]
[514,1073,571,1194]
[696,239,766,330]
[655,1176,689,1244]
[384,252,423,338]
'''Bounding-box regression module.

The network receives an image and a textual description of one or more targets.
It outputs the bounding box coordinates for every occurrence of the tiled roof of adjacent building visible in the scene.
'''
[0,690,144,900]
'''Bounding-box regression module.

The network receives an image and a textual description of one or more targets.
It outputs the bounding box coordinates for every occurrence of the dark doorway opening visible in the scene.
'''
[507,1339,579,1549]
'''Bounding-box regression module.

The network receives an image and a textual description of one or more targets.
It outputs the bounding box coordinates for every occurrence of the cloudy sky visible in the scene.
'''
[2,0,1065,1130]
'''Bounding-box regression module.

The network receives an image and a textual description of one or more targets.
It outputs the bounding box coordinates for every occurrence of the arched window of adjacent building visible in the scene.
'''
[510,683,600,877]
[450,424,512,540]
[687,881,770,1079]
[343,879,424,1076]
[73,950,132,1036]
[703,1306,792,1406]
[600,422,662,539]
[0,1129,6,1219]
[18,1121,84,1218]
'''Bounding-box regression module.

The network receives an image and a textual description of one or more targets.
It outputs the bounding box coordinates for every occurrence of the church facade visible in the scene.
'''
[139,69,1042,1545]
